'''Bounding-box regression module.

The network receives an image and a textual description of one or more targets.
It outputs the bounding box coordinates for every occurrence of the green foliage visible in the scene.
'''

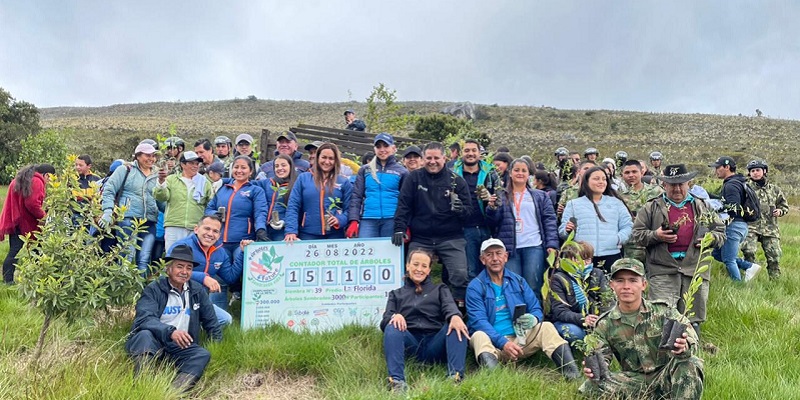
[412,113,482,146]
[6,129,70,178]
[14,155,144,362]
[364,83,412,133]
[682,233,714,318]
[0,87,40,184]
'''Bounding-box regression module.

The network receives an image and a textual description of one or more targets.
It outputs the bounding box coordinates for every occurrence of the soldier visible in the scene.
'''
[584,147,599,162]
[742,160,789,280]
[631,164,725,341]
[214,135,233,171]
[579,258,704,400]
[620,160,664,262]
[161,137,185,174]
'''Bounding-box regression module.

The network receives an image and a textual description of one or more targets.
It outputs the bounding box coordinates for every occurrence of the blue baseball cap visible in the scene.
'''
[374,133,394,146]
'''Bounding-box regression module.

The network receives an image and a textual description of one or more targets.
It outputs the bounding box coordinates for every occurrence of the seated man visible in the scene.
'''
[125,244,222,391]
[579,258,704,399]
[466,238,580,380]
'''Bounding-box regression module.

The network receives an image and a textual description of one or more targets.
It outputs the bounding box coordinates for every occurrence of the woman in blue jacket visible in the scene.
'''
[254,154,297,241]
[285,143,352,241]
[347,133,407,239]
[206,156,268,261]
[559,166,633,272]
[488,159,559,298]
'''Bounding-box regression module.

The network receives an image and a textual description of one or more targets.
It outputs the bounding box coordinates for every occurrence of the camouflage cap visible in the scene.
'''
[609,258,645,277]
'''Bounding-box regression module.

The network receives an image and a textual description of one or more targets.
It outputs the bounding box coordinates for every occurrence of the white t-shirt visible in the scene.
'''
[513,190,543,248]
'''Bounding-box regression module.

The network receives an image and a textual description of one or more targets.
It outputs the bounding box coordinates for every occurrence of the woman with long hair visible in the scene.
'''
[380,249,469,392]
[347,133,407,239]
[559,166,633,272]
[487,159,559,298]
[284,143,352,241]
[0,164,54,284]
[254,154,297,241]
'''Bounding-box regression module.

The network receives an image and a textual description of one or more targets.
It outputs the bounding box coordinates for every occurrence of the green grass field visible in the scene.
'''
[0,194,798,398]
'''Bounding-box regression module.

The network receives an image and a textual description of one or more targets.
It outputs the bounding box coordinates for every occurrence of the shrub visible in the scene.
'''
[0,87,40,184]
[413,114,490,147]
[6,129,69,178]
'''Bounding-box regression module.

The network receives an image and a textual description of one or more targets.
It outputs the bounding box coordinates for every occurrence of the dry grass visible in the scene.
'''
[212,371,320,400]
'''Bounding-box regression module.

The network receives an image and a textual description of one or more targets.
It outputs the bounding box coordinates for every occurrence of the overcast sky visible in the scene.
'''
[2,1,799,119]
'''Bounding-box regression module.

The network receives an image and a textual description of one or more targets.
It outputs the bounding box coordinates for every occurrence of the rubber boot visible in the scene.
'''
[172,372,199,393]
[477,352,499,370]
[551,343,580,380]
[767,262,781,280]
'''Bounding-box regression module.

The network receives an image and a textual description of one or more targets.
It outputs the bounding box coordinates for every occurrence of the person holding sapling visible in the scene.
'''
[547,240,612,344]
[579,258,703,399]
[630,164,725,341]
[347,133,407,239]
[252,154,297,241]
[380,249,469,393]
[284,142,352,241]
[742,159,789,280]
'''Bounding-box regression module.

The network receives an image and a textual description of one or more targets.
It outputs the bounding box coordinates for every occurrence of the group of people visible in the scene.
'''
[0,118,788,398]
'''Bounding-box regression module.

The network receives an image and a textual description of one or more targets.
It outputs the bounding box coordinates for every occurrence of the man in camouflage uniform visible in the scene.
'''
[742,160,789,279]
[631,164,725,341]
[159,137,185,175]
[579,258,704,399]
[620,160,664,262]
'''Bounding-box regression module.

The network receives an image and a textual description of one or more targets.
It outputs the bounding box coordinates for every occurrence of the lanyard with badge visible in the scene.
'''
[513,191,525,233]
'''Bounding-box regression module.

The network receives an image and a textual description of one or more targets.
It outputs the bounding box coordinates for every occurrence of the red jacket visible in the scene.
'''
[0,173,46,240]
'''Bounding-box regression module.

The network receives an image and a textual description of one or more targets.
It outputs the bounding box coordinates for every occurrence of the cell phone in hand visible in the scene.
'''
[513,304,526,322]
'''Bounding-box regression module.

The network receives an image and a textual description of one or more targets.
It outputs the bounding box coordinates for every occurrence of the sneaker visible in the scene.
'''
[388,377,408,393]
[744,263,762,282]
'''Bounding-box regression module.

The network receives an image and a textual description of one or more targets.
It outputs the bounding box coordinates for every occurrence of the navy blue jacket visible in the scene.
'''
[349,157,407,221]
[487,188,559,254]
[258,151,310,180]
[380,276,461,334]
[205,180,267,244]
[169,234,240,286]
[285,172,352,237]
[346,119,366,131]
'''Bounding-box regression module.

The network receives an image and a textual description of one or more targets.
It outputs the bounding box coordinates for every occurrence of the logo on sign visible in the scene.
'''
[248,246,283,285]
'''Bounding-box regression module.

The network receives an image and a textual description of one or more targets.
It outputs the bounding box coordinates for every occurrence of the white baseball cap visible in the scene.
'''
[480,238,506,253]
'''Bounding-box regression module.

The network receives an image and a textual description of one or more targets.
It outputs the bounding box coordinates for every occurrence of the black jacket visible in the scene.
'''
[129,277,222,344]
[380,276,462,334]
[547,268,611,326]
[393,167,472,244]
[721,174,747,221]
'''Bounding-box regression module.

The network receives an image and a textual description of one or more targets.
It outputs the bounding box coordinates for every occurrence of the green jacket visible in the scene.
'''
[622,183,664,217]
[153,174,213,229]
[594,300,701,376]
[747,178,789,238]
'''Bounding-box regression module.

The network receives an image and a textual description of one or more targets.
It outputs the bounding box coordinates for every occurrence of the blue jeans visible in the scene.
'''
[358,218,394,238]
[213,305,232,326]
[464,226,492,280]
[504,245,546,299]
[553,322,586,344]
[117,219,157,276]
[383,324,467,381]
[208,273,230,312]
[222,243,243,292]
[712,220,753,281]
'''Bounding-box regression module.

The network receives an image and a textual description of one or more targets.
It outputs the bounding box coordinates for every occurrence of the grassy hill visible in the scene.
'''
[40,100,800,194]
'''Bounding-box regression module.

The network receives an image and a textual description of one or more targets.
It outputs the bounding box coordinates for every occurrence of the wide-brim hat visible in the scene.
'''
[165,244,198,267]
[660,164,698,184]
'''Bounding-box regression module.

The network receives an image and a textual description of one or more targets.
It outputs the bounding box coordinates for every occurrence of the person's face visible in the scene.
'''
[194,145,212,164]
[374,141,396,161]
[665,182,689,203]
[345,112,355,124]
[651,159,662,168]
[610,270,646,308]
[423,149,445,174]
[622,165,643,186]
[406,252,432,284]
[274,158,291,179]
[404,154,421,171]
[493,160,508,175]
[136,152,157,169]
[181,160,201,177]
[557,154,567,162]
[308,148,318,160]
[571,155,581,165]
[207,171,222,182]
[461,143,480,165]
[577,163,592,179]
[216,143,230,157]
[449,148,459,160]
[194,218,222,248]
[236,141,252,156]
[480,246,508,276]
[749,168,764,180]
[318,149,336,173]
[587,170,608,195]
[74,159,91,175]
[714,165,729,179]
[586,154,597,161]
[277,138,297,155]
[231,159,252,182]
[167,260,194,287]
[167,147,180,158]
[510,162,530,186]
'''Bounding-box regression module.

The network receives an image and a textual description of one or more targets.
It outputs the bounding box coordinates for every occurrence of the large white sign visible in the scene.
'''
[241,238,404,332]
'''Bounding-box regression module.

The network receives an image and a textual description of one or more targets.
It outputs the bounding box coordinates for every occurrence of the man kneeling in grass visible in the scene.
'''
[125,244,222,392]
[580,259,703,399]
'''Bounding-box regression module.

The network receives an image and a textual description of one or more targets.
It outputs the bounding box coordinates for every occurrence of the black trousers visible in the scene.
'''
[125,330,211,377]
[2,232,24,284]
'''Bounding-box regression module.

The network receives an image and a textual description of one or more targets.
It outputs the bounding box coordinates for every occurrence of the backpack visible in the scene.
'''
[740,181,761,222]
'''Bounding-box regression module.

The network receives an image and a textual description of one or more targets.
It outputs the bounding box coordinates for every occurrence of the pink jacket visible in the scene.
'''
[0,173,46,240]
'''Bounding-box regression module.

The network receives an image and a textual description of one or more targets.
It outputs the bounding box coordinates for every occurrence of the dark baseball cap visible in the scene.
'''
[344,109,355,116]
[374,133,394,146]
[304,140,324,151]
[402,145,422,158]
[609,258,645,277]
[207,161,226,174]
[708,156,736,168]
[277,131,297,142]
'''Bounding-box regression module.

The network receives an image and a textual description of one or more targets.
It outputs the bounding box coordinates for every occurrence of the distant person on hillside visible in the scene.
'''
[258,131,310,179]
[0,164,54,284]
[125,244,222,392]
[344,109,366,131]
[742,159,789,280]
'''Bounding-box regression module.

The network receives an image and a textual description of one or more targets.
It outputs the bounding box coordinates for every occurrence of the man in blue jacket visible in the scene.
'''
[466,239,579,380]
[125,244,222,392]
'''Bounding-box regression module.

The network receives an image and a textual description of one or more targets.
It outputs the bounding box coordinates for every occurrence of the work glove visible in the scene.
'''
[98,209,113,229]
[450,193,464,213]
[391,231,407,247]
[475,185,492,202]
[255,229,269,242]
[513,313,539,345]
[345,221,359,239]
